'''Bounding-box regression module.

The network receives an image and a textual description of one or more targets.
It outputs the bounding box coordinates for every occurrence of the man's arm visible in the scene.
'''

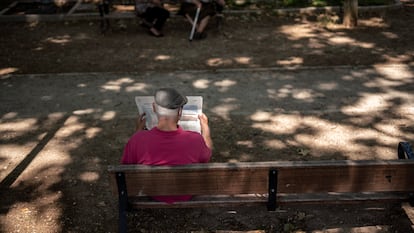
[135,113,147,132]
[198,113,213,149]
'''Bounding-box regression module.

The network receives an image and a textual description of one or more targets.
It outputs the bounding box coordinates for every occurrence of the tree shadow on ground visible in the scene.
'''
[1,63,413,232]
[1,3,414,232]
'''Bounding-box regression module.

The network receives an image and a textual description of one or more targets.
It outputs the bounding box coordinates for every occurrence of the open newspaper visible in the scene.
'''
[135,96,203,133]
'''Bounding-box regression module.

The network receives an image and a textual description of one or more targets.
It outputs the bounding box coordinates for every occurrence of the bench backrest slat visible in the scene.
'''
[108,160,414,196]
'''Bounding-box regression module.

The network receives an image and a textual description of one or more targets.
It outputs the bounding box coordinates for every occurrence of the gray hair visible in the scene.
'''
[154,103,180,117]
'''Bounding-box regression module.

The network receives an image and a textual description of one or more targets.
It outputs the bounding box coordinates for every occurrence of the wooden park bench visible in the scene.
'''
[96,0,224,34]
[108,142,414,233]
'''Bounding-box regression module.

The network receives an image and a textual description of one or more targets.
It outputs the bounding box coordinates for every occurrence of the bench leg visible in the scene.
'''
[116,172,128,233]
[267,169,278,211]
[119,203,127,233]
[397,142,414,207]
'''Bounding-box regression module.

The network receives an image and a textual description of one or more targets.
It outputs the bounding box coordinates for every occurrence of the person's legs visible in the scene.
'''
[180,2,205,25]
[98,0,111,33]
[152,7,170,31]
[142,7,169,37]
[194,15,209,38]
[197,15,210,32]
[141,9,154,27]
[195,2,217,39]
[179,2,218,39]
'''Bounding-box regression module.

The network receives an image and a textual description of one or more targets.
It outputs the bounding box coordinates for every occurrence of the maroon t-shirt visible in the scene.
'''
[121,126,211,203]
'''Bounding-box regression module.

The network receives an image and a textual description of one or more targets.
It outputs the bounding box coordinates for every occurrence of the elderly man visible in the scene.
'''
[121,88,212,203]
[177,0,225,40]
[135,0,170,37]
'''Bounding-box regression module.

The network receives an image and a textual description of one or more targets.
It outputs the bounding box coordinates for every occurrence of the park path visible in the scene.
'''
[0,64,414,232]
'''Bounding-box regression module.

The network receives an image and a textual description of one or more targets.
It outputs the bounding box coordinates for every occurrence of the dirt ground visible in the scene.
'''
[1,1,414,233]
[0,1,413,74]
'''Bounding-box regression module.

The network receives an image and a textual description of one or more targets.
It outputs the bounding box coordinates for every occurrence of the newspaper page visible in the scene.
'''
[135,96,203,133]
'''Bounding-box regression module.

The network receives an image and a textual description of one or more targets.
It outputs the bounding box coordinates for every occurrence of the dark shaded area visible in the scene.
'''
[0,2,413,74]
[0,1,413,233]
[3,2,76,15]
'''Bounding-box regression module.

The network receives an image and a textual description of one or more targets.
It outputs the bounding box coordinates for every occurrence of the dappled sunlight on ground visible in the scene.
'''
[207,58,234,66]
[328,36,374,48]
[213,79,238,92]
[211,98,240,120]
[375,64,413,80]
[279,24,317,40]
[0,117,38,133]
[279,21,378,50]
[1,65,413,231]
[0,0,413,229]
[0,147,70,232]
[193,78,211,89]
[45,34,72,45]
[250,112,404,160]
[154,54,172,61]
[0,109,111,231]
[358,17,389,27]
[206,56,263,67]
[3,197,62,232]
[276,57,304,66]
[1,10,412,74]
[101,77,135,91]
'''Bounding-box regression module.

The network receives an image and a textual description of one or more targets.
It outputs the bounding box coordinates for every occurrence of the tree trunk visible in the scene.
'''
[343,0,358,28]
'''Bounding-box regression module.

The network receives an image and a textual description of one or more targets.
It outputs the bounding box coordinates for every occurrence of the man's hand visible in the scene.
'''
[135,113,147,132]
[198,113,213,149]
[198,113,209,132]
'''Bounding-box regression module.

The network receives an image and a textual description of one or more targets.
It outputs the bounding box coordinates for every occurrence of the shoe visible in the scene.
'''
[149,28,164,37]
[194,32,207,40]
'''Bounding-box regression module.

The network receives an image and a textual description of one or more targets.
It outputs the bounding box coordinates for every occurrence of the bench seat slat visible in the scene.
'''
[130,195,267,208]
[108,160,414,196]
[108,160,413,172]
[128,192,412,209]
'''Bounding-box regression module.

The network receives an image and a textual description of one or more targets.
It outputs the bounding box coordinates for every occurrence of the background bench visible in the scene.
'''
[108,144,414,233]
[96,0,223,33]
